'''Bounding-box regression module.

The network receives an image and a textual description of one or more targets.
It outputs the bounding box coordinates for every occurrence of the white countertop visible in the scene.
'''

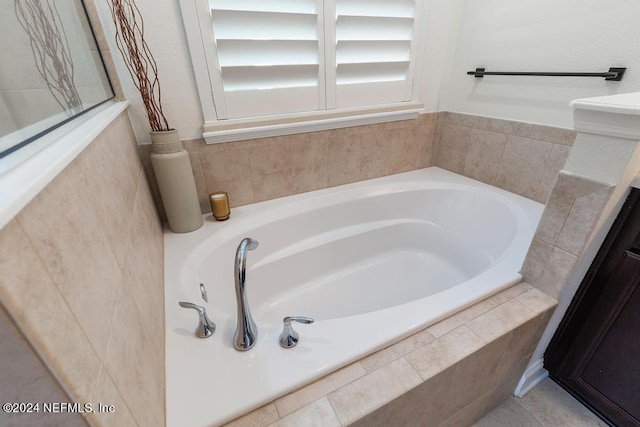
[570,92,640,115]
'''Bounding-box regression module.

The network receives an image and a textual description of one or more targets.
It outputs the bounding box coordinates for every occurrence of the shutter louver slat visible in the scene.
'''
[336,0,414,18]
[336,40,411,65]
[211,0,316,15]
[217,40,319,67]
[221,65,319,91]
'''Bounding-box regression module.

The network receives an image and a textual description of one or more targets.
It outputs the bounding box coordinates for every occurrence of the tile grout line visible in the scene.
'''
[513,396,548,427]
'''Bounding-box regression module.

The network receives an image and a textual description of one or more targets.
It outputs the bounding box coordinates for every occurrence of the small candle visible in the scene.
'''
[209,192,230,221]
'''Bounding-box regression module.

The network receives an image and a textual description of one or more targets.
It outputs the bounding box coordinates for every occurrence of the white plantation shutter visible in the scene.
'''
[329,0,417,108]
[205,0,418,119]
[209,0,324,119]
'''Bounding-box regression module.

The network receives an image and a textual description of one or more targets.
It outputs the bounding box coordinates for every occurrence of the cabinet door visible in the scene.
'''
[546,189,640,426]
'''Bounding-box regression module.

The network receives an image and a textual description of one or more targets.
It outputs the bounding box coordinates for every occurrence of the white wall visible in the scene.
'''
[418,0,465,112]
[440,0,640,129]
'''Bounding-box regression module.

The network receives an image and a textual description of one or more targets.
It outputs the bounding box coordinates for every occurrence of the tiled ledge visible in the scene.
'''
[435,112,576,204]
[224,283,557,427]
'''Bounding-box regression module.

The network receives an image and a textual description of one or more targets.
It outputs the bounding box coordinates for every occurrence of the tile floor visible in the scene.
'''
[474,378,608,427]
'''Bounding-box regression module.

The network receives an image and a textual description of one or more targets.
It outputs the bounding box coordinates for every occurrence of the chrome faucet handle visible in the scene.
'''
[279,316,314,348]
[179,302,215,338]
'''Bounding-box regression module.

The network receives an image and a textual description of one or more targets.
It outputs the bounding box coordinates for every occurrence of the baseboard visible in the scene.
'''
[514,358,548,397]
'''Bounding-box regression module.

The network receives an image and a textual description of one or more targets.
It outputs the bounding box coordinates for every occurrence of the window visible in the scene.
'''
[179,0,425,140]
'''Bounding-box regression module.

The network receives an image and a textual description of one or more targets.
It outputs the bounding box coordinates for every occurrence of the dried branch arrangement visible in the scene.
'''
[15,0,82,114]
[108,0,170,131]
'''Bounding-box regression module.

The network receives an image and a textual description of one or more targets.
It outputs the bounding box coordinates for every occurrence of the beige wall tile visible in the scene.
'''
[18,164,122,358]
[252,172,295,202]
[275,362,366,418]
[327,131,362,187]
[200,143,255,207]
[487,117,533,138]
[290,132,329,194]
[445,112,491,130]
[426,283,533,342]
[466,299,537,343]
[418,112,436,125]
[188,150,211,214]
[494,317,542,389]
[495,136,553,200]
[427,298,499,338]
[530,125,576,146]
[224,404,279,427]
[484,282,532,305]
[405,325,485,381]
[463,129,508,184]
[142,159,167,220]
[2,110,165,427]
[556,186,614,256]
[248,137,294,202]
[120,179,166,355]
[534,188,574,246]
[534,171,613,256]
[269,398,340,427]
[104,284,165,427]
[440,385,504,427]
[248,136,293,176]
[359,130,392,180]
[179,119,433,210]
[553,170,610,200]
[0,220,102,400]
[89,367,137,427]
[327,358,422,426]
[515,289,558,314]
[75,115,141,270]
[360,329,435,373]
[135,174,164,261]
[348,405,386,427]
[435,123,471,174]
[534,144,571,203]
[416,122,435,168]
[521,238,555,285]
[389,127,420,174]
[537,247,578,300]
[382,366,457,427]
[446,335,511,418]
[525,309,555,356]
[0,306,88,427]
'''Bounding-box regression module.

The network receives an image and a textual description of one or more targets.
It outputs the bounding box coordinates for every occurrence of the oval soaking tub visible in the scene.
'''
[164,167,543,426]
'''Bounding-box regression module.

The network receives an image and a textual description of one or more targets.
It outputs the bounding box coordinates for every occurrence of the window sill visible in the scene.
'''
[202,101,424,144]
[0,101,129,230]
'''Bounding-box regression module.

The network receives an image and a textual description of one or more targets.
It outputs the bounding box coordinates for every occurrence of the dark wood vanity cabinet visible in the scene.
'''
[546,188,640,427]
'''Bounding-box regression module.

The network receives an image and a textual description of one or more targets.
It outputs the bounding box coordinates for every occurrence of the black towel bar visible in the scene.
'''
[467,67,626,81]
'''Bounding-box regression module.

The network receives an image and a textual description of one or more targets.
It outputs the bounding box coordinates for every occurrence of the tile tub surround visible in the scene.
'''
[434,112,575,204]
[0,305,87,427]
[521,171,615,300]
[140,112,437,217]
[224,283,557,427]
[0,112,165,427]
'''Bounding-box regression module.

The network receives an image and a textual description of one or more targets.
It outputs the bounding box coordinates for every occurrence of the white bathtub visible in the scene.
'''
[164,167,543,426]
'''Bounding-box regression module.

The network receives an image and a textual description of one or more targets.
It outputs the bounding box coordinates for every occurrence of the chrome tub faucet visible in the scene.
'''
[233,237,259,351]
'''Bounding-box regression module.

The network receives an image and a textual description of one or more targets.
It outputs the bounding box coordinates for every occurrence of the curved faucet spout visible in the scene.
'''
[233,237,259,351]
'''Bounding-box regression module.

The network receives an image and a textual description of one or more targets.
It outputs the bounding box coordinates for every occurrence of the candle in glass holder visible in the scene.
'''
[209,192,230,221]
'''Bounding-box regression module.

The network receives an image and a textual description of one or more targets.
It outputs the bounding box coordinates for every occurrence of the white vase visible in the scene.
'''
[150,130,203,233]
